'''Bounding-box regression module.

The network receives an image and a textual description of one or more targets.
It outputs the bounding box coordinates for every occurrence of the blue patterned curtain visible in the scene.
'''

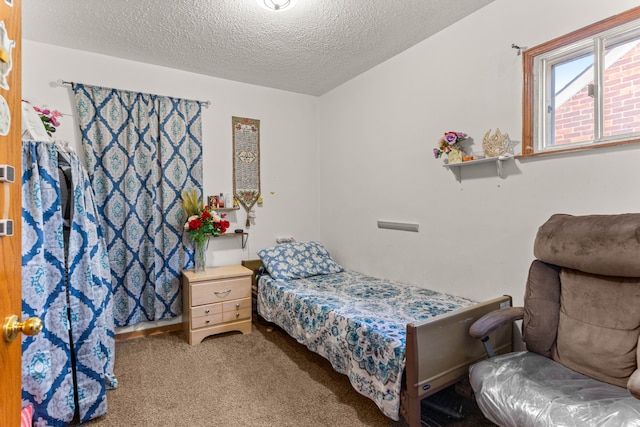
[73,83,203,326]
[22,140,115,425]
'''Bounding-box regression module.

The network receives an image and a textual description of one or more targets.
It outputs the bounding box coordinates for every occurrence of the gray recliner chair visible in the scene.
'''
[469,213,640,427]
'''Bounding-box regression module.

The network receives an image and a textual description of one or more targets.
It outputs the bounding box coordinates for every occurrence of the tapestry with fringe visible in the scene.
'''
[232,116,261,227]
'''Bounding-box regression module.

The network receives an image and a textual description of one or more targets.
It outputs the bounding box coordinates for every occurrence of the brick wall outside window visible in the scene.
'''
[554,43,640,145]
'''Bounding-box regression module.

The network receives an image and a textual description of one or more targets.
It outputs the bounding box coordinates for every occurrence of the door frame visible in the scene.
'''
[0,0,23,425]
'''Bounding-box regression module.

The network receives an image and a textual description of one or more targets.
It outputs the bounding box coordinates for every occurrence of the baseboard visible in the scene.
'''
[115,323,182,342]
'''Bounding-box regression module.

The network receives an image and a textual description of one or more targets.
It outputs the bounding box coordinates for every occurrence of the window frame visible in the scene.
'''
[521,6,640,158]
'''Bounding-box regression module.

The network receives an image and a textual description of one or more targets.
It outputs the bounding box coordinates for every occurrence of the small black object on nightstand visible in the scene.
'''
[234,229,244,233]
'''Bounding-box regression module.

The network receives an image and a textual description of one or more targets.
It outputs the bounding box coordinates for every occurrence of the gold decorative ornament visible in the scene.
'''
[482,128,511,157]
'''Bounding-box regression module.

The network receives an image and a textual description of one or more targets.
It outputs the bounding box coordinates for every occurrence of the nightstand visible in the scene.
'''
[182,265,253,345]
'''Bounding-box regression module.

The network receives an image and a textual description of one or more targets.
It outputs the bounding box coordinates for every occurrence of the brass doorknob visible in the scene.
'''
[3,314,43,343]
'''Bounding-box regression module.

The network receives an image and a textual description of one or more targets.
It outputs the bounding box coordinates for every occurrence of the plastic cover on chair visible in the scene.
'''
[470,351,640,427]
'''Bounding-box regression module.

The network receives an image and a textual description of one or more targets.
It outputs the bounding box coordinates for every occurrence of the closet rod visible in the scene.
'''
[56,79,211,109]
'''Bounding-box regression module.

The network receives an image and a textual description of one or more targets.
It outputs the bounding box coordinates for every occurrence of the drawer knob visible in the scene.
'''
[205,309,210,314]
[236,313,240,318]
[235,303,240,308]
[206,320,210,324]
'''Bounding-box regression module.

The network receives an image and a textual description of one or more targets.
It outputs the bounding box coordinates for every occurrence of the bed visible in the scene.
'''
[255,241,512,426]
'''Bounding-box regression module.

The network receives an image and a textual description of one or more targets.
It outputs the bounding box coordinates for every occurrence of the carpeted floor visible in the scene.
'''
[82,320,495,427]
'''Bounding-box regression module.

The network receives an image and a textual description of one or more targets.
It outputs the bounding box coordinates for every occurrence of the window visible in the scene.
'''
[522,7,640,157]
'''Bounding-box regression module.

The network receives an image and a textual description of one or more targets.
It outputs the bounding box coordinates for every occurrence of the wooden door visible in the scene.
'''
[0,0,22,425]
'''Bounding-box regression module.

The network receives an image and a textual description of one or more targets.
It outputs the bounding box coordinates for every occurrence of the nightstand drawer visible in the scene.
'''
[191,303,222,318]
[222,297,251,313]
[192,313,223,329]
[223,307,251,323]
[191,277,250,306]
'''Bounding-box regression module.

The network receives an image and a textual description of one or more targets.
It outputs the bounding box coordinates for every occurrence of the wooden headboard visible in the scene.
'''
[241,259,263,287]
[241,259,263,313]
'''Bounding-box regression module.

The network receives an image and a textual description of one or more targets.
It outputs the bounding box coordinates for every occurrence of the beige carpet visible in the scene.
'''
[82,320,495,427]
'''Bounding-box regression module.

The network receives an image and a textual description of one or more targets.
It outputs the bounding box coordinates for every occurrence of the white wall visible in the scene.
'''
[23,1,640,328]
[23,41,321,331]
[23,40,321,261]
[318,0,640,307]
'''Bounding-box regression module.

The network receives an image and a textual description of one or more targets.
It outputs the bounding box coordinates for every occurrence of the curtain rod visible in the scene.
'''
[56,79,211,109]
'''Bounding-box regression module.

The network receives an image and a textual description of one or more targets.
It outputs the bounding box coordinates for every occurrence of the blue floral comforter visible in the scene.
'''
[257,270,475,420]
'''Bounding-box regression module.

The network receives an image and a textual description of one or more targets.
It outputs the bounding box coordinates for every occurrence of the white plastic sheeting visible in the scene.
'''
[470,351,640,427]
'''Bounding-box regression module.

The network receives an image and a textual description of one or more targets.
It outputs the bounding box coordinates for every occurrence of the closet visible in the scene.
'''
[21,139,116,426]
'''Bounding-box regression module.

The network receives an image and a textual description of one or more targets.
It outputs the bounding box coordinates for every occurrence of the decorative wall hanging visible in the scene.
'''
[0,21,15,90]
[482,128,511,157]
[0,94,10,136]
[232,116,261,227]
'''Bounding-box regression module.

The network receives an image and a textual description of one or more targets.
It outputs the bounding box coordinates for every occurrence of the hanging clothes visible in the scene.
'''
[73,83,203,326]
[21,140,115,426]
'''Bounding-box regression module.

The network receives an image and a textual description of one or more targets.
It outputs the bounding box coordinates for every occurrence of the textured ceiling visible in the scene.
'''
[23,0,494,96]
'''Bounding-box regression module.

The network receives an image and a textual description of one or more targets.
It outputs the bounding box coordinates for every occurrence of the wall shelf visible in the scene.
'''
[215,207,240,211]
[443,154,514,182]
[218,232,248,248]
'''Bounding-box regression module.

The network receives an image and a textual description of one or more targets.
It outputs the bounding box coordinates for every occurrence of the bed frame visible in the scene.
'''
[401,295,513,427]
[241,260,513,426]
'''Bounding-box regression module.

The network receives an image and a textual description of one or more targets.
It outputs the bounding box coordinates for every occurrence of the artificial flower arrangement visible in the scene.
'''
[184,207,230,243]
[33,105,63,136]
[181,189,230,243]
[433,131,468,159]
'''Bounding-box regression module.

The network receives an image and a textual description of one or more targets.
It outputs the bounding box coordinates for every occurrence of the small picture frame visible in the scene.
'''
[208,195,218,210]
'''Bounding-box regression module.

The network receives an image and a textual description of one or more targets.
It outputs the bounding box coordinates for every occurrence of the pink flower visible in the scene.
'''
[433,131,469,159]
[444,132,458,143]
[28,103,63,136]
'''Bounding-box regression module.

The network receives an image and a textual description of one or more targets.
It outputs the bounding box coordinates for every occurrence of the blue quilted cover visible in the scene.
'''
[257,270,475,420]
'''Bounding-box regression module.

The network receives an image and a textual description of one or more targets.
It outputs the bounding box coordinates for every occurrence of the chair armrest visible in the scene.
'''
[628,369,640,399]
[469,307,524,340]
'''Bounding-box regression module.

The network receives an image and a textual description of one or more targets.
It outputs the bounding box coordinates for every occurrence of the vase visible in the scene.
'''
[194,238,210,273]
[447,148,464,164]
